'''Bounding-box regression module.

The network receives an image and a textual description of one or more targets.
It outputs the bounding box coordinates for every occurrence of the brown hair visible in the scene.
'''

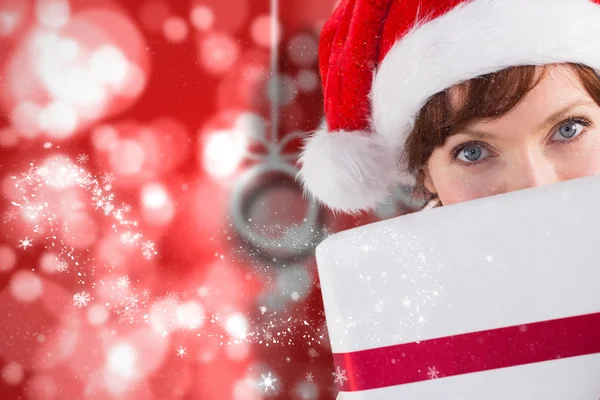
[402,63,600,201]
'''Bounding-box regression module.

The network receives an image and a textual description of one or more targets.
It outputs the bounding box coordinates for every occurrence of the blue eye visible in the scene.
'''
[456,144,489,163]
[552,120,586,141]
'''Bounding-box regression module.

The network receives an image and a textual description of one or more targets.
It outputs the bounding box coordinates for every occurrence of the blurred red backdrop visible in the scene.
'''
[0,0,423,399]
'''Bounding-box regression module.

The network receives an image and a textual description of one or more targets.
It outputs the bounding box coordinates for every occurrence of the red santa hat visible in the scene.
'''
[297,0,600,215]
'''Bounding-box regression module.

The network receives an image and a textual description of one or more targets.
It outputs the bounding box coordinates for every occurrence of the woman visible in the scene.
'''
[411,63,600,210]
[297,0,600,215]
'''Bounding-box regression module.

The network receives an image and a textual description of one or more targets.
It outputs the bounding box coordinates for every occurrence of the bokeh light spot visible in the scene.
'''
[190,5,214,31]
[35,0,70,29]
[163,16,188,43]
[2,362,24,385]
[10,270,43,303]
[0,244,17,272]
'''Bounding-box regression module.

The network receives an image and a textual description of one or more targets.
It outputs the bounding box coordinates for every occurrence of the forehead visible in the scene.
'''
[447,65,593,130]
[448,65,584,108]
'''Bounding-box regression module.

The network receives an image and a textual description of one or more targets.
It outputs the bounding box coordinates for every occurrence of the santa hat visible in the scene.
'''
[296,0,600,215]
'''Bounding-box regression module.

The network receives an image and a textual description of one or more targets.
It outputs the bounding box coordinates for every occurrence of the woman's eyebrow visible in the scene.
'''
[452,98,596,142]
[455,128,496,141]
[536,99,595,131]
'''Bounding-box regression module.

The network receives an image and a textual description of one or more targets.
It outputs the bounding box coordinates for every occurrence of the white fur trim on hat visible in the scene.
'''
[372,0,600,182]
[296,122,398,215]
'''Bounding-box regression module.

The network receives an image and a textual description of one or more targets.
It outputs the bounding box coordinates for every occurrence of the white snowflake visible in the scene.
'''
[427,366,439,379]
[18,236,33,249]
[124,294,138,307]
[177,346,187,358]
[42,141,53,149]
[117,276,130,289]
[101,172,115,185]
[196,285,209,298]
[332,366,348,386]
[116,302,138,324]
[114,293,140,324]
[141,240,156,259]
[73,291,91,308]
[374,300,384,313]
[305,372,314,382]
[259,305,267,314]
[121,204,132,213]
[285,356,291,363]
[402,297,412,308]
[3,209,18,224]
[308,348,319,358]
[19,171,35,184]
[262,330,273,342]
[259,371,277,393]
[102,202,114,215]
[291,291,300,301]
[76,153,89,164]
[119,231,141,244]
[55,259,69,273]
[141,288,150,300]
[109,329,117,337]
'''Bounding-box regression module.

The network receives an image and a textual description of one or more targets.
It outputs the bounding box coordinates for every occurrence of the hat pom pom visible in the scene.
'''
[297,124,398,214]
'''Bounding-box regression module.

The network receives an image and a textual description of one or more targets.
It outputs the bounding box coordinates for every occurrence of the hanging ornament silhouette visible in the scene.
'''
[229,122,324,263]
[229,0,324,264]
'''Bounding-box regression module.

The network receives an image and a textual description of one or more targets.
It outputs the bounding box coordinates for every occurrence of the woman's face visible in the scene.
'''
[423,66,600,206]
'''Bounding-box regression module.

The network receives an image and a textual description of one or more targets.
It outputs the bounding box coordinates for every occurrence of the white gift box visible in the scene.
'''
[315,175,600,399]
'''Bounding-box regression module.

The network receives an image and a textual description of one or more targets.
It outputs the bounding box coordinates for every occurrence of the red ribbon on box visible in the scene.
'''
[333,312,600,391]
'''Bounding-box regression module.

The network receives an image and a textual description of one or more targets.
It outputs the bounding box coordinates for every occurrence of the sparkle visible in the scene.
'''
[165,291,181,306]
[332,366,348,386]
[259,371,277,393]
[3,209,18,224]
[119,231,142,244]
[141,240,157,259]
[18,236,33,249]
[43,141,53,149]
[7,158,151,322]
[177,346,187,358]
[427,366,439,379]
[101,172,115,185]
[285,356,291,363]
[117,276,130,289]
[402,297,412,308]
[56,259,69,273]
[73,291,91,308]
